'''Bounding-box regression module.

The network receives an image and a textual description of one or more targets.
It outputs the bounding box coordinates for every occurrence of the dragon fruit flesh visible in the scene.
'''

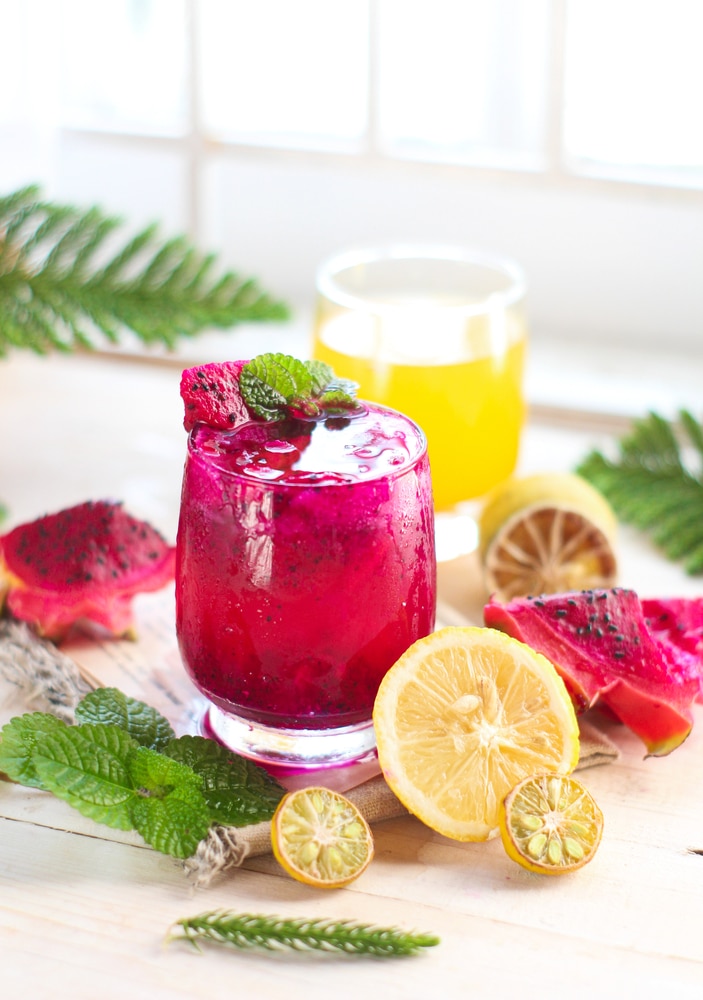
[484,588,702,757]
[180,360,249,432]
[642,597,703,667]
[0,500,176,641]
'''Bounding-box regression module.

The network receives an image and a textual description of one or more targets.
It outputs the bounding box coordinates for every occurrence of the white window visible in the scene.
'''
[1,0,701,413]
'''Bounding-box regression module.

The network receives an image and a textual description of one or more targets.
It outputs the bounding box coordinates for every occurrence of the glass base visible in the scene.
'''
[434,506,480,562]
[202,703,378,770]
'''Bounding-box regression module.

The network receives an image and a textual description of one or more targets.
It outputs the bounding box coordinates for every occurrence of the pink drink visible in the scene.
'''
[176,402,436,766]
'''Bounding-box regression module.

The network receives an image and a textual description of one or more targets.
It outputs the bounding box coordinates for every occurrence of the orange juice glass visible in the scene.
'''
[311,245,528,512]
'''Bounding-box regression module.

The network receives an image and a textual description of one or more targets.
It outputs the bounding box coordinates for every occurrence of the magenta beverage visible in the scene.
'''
[176,402,436,767]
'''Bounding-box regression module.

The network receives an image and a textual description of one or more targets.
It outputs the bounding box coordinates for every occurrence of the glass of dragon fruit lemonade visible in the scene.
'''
[175,354,436,769]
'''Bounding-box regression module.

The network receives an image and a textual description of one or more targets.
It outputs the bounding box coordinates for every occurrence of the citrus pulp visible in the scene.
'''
[372,626,580,842]
[271,786,374,888]
[499,772,603,875]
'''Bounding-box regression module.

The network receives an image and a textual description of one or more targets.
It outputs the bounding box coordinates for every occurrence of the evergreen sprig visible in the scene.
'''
[576,409,703,574]
[0,185,289,356]
[168,909,440,957]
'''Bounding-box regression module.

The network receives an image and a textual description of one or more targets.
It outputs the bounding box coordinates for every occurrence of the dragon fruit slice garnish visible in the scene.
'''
[484,587,702,757]
[0,500,176,642]
[180,360,250,432]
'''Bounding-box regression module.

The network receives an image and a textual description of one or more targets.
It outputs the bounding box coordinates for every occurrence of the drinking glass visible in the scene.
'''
[175,402,436,769]
[311,245,529,521]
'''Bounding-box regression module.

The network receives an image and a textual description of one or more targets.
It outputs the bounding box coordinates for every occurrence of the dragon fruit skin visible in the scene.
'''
[0,501,176,641]
[484,588,701,757]
[180,360,249,432]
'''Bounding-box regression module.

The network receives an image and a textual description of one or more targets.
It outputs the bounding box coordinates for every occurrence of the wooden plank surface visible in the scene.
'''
[1,351,702,998]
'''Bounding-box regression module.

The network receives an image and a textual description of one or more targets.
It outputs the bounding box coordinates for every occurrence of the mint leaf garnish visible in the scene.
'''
[76,687,175,750]
[33,724,140,831]
[239,352,358,420]
[0,712,67,788]
[305,359,335,394]
[240,353,312,419]
[164,734,285,826]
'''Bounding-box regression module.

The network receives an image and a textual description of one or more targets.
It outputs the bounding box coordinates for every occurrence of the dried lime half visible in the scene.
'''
[499,772,604,875]
[271,786,374,889]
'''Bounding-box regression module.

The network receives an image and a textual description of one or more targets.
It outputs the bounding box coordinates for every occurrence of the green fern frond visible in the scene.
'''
[167,909,440,957]
[0,185,289,356]
[576,409,703,575]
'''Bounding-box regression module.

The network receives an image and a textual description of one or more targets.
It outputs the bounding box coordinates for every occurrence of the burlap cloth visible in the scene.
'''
[0,620,619,888]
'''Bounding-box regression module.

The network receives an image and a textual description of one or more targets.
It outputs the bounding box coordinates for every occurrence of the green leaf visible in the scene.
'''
[128,744,203,796]
[125,745,211,856]
[305,359,335,394]
[164,735,285,826]
[0,712,67,788]
[317,387,360,413]
[32,724,140,830]
[130,783,211,858]
[576,409,703,575]
[239,352,358,420]
[0,185,289,357]
[239,353,314,419]
[75,688,175,751]
[168,909,441,956]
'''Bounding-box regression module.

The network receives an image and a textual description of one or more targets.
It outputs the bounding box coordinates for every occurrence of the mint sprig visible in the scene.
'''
[239,353,358,420]
[165,734,284,826]
[0,688,286,858]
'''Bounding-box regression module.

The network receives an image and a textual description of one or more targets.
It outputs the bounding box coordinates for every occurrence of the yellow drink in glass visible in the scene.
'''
[312,246,528,512]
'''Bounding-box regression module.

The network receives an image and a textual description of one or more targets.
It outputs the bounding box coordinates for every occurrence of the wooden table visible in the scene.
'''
[1,350,702,999]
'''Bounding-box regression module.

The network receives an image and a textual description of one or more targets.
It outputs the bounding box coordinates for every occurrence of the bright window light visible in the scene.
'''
[199,0,369,149]
[378,0,551,168]
[58,0,188,136]
[564,0,703,185]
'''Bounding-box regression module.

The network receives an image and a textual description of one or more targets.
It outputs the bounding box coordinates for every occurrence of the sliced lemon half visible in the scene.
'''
[479,472,618,601]
[271,786,374,889]
[372,626,580,842]
[499,772,604,875]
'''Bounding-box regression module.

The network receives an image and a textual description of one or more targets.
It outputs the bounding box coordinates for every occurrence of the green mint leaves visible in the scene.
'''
[239,353,359,421]
[166,735,285,826]
[75,688,175,751]
[0,688,285,858]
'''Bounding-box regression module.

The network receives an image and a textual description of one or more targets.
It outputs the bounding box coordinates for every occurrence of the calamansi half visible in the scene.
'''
[372,626,580,842]
[499,772,604,875]
[271,786,374,889]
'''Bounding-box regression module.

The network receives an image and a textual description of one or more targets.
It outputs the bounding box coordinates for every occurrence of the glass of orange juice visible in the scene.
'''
[311,245,528,532]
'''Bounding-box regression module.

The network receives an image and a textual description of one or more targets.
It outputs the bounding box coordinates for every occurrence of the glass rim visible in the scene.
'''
[186,401,429,489]
[315,243,527,315]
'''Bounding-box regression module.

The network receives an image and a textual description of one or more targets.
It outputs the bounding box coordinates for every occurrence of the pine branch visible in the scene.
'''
[167,909,440,957]
[576,409,703,574]
[0,185,289,356]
